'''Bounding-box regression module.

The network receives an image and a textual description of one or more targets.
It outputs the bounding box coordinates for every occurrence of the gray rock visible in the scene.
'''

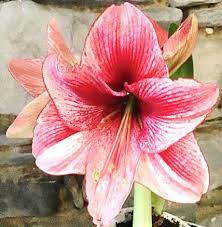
[32,0,154,5]
[165,188,222,224]
[169,0,222,8]
[195,121,222,190]
[0,163,60,217]
[193,31,222,92]
[0,151,34,165]
[144,6,183,29]
[166,203,198,223]
[191,8,222,27]
[0,114,16,134]
[0,134,31,153]
[199,214,222,227]
[63,175,84,209]
[0,131,62,218]
[0,209,94,227]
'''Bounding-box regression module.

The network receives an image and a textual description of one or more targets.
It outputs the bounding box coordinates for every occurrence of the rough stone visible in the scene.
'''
[165,188,222,224]
[166,203,198,223]
[0,114,16,134]
[195,120,222,190]
[199,214,222,227]
[144,6,183,29]
[193,31,222,93]
[190,8,222,27]
[0,135,31,153]
[199,188,222,207]
[0,151,34,165]
[63,175,84,209]
[206,108,222,121]
[0,163,61,217]
[32,0,154,6]
[169,0,222,8]
[0,209,94,227]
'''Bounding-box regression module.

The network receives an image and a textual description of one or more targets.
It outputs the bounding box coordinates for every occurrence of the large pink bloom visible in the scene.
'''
[7,3,218,227]
[7,8,197,140]
[6,20,77,138]
[33,3,219,226]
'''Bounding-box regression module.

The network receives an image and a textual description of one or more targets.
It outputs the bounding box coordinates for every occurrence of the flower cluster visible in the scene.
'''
[7,3,219,227]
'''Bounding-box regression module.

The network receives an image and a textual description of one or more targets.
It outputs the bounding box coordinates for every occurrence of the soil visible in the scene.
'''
[116,215,197,227]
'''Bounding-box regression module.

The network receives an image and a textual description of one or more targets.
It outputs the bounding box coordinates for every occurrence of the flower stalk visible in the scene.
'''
[133,182,152,227]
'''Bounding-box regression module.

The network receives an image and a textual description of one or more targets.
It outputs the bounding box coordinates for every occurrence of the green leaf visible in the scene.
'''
[168,23,178,38]
[168,22,194,80]
[151,192,165,215]
[170,56,194,80]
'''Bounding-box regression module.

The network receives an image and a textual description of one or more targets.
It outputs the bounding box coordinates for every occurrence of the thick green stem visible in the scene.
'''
[133,182,152,227]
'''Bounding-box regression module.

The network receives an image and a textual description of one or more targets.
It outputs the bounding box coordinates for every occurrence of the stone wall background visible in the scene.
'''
[0,0,222,226]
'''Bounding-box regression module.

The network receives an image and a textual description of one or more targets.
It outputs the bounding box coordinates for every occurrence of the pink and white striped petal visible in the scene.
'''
[43,54,126,131]
[135,133,209,203]
[35,130,90,175]
[85,114,141,226]
[163,15,198,73]
[82,2,168,91]
[32,102,75,158]
[8,58,45,97]
[126,78,219,152]
[48,19,77,66]
[148,16,168,48]
[6,92,49,139]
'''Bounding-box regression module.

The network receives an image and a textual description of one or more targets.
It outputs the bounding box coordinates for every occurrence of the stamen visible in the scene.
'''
[100,95,135,178]
[92,169,100,183]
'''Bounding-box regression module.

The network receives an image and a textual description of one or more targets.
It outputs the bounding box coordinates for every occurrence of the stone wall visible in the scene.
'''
[0,0,222,226]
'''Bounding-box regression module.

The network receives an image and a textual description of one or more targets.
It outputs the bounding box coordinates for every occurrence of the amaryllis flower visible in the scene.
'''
[6,6,197,140]
[6,19,77,138]
[32,3,219,226]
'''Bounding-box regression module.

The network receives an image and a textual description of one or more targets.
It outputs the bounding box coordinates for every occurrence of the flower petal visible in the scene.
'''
[32,102,75,158]
[85,114,141,226]
[82,2,167,91]
[126,78,219,152]
[148,16,168,48]
[6,92,49,139]
[43,54,126,131]
[163,15,198,73]
[135,133,209,203]
[35,130,89,175]
[48,19,77,66]
[8,58,45,97]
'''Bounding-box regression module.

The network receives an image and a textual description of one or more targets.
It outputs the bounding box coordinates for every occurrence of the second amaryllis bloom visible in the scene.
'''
[30,3,218,227]
[6,19,77,138]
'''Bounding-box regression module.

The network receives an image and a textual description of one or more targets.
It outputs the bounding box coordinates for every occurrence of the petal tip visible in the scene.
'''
[48,18,57,26]
[6,125,33,139]
[209,83,220,106]
[6,127,15,138]
[190,13,198,24]
[8,59,19,76]
[164,14,199,73]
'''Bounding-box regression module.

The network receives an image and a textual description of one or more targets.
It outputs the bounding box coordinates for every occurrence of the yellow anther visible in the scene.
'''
[108,163,115,173]
[92,169,100,183]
